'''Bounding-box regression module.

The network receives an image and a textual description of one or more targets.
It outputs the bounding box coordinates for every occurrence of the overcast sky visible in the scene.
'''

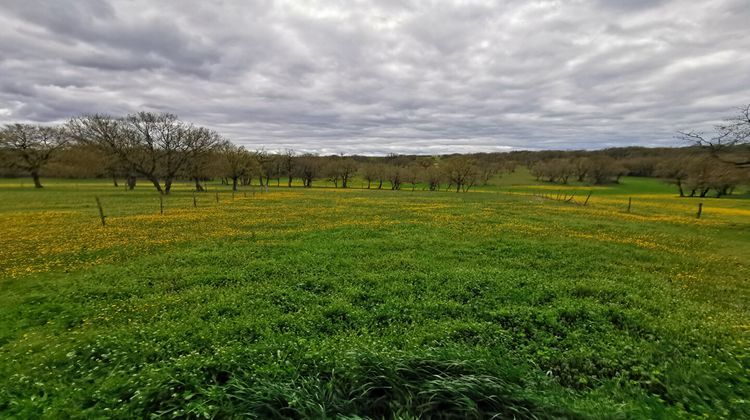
[1,0,748,154]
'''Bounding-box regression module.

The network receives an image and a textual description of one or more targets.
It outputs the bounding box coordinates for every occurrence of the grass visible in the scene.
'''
[0,174,748,418]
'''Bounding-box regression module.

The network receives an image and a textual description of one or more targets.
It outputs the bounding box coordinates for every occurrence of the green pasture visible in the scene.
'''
[0,175,748,418]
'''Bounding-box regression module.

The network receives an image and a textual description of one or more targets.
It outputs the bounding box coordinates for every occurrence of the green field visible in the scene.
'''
[1,175,748,418]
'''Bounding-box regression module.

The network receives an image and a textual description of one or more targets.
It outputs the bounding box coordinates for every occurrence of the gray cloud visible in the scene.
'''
[1,0,748,154]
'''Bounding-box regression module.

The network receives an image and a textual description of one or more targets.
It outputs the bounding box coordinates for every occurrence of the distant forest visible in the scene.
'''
[1,107,749,198]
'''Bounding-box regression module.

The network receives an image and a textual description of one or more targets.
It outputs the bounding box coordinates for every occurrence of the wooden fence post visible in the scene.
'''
[95,196,106,226]
[627,197,632,213]
[159,195,164,214]
[697,202,703,219]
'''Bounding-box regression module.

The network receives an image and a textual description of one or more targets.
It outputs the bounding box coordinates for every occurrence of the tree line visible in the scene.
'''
[524,105,750,197]
[1,107,748,197]
[0,112,513,193]
[526,151,747,197]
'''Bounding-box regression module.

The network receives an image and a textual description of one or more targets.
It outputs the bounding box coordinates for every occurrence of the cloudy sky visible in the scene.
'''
[1,0,748,154]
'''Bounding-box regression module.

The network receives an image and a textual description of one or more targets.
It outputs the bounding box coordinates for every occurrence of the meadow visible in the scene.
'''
[0,174,748,418]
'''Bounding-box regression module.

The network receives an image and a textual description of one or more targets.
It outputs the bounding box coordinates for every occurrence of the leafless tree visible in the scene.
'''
[655,157,691,197]
[424,165,443,191]
[675,156,745,197]
[0,124,68,188]
[443,157,479,192]
[360,162,379,189]
[323,160,341,188]
[387,165,403,190]
[219,143,254,191]
[188,145,224,192]
[403,164,421,191]
[282,149,295,187]
[374,163,388,189]
[679,104,750,169]
[260,154,282,188]
[477,162,500,186]
[530,158,575,184]
[254,150,273,188]
[68,113,221,194]
[572,157,590,182]
[336,157,358,188]
[585,156,626,185]
[294,154,320,188]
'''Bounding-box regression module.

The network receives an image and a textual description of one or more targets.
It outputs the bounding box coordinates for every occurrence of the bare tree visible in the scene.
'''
[374,163,387,189]
[387,165,403,190]
[219,143,254,191]
[679,104,750,169]
[477,161,500,186]
[187,144,224,192]
[676,156,745,198]
[655,157,691,197]
[0,124,67,188]
[68,113,221,194]
[360,162,379,189]
[323,160,341,188]
[260,154,281,188]
[572,157,590,182]
[424,165,443,191]
[529,158,575,184]
[294,154,319,188]
[282,149,295,187]
[67,115,129,187]
[443,157,479,192]
[584,156,625,185]
[404,164,421,191]
[337,158,358,188]
[254,150,273,188]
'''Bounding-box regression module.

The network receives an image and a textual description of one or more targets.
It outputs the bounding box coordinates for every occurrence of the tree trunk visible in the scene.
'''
[288,176,293,188]
[164,178,173,195]
[194,177,205,192]
[232,176,239,191]
[378,180,383,189]
[127,175,137,190]
[31,171,43,188]
[112,176,119,187]
[367,180,371,189]
[149,177,164,194]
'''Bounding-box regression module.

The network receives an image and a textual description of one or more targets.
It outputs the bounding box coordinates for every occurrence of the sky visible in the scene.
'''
[1,0,748,155]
